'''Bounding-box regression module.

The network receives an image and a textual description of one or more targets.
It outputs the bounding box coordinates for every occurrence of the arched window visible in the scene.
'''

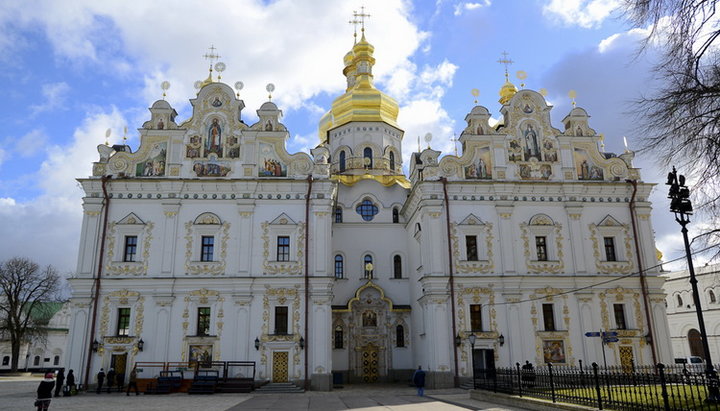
[364,255,373,278]
[393,255,402,279]
[710,290,716,304]
[334,207,343,223]
[334,325,344,349]
[688,329,704,359]
[363,147,373,168]
[335,255,344,279]
[53,355,59,366]
[396,325,405,347]
[33,356,40,366]
[392,208,399,223]
[677,294,683,307]
[2,356,9,366]
[339,150,346,172]
[389,151,396,171]
[356,199,379,221]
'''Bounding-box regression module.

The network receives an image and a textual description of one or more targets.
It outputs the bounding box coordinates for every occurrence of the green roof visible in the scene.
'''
[26,302,64,323]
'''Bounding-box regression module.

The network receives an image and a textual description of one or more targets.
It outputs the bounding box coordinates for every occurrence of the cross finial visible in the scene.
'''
[349,13,361,43]
[497,51,514,81]
[203,45,221,66]
[354,6,371,35]
[451,133,459,157]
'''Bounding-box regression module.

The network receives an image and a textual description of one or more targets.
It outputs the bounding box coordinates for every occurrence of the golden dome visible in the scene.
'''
[319,34,400,140]
[499,80,517,105]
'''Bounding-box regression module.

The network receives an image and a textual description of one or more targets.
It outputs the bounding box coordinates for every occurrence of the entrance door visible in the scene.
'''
[361,344,379,383]
[110,353,127,386]
[619,346,634,373]
[688,329,704,359]
[473,349,495,379]
[272,352,288,382]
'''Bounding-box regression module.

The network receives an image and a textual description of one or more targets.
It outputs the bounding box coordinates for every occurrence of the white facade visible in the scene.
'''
[66,35,673,390]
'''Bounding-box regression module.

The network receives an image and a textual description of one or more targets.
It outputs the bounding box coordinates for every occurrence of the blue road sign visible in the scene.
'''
[602,331,618,337]
[585,332,601,337]
[604,337,620,343]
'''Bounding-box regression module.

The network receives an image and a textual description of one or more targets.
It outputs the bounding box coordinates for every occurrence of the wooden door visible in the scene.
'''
[272,352,288,383]
[619,346,634,373]
[361,345,379,383]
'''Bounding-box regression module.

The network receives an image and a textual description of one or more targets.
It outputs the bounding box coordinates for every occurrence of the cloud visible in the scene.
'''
[0,148,5,168]
[542,0,620,28]
[30,82,70,115]
[14,129,48,157]
[453,1,491,16]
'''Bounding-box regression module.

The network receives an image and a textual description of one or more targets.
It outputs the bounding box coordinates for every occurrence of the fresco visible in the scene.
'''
[135,142,167,176]
[193,160,231,177]
[226,136,239,158]
[258,143,287,177]
[542,138,558,162]
[574,148,604,180]
[543,340,566,363]
[464,147,492,179]
[205,118,223,157]
[519,164,552,180]
[522,123,541,161]
[189,344,213,366]
[186,135,201,158]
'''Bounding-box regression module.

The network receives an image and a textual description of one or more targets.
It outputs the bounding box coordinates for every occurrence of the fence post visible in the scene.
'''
[516,362,522,398]
[657,363,670,411]
[592,362,603,410]
[548,363,556,403]
[579,359,585,387]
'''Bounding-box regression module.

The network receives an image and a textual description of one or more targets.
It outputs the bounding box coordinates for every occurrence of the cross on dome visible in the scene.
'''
[203,45,221,65]
[354,6,371,35]
[497,51,514,81]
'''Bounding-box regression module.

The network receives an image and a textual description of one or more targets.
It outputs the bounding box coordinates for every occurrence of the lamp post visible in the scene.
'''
[468,333,477,388]
[667,167,720,402]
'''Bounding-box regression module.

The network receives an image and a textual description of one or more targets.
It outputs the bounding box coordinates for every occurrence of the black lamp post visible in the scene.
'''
[468,333,477,388]
[254,337,260,351]
[91,339,99,352]
[137,338,144,352]
[299,336,305,350]
[667,167,720,402]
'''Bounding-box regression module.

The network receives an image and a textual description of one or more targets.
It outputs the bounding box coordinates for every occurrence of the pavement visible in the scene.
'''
[0,376,530,410]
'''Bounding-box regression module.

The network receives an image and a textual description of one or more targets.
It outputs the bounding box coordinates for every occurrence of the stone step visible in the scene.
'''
[254,382,304,393]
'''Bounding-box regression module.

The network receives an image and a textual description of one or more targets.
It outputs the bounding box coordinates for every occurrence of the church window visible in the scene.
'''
[470,304,482,331]
[535,236,548,261]
[197,307,211,336]
[363,147,373,168]
[53,355,59,366]
[335,255,344,279]
[335,207,343,223]
[33,356,40,366]
[123,236,137,262]
[201,236,214,262]
[542,304,556,331]
[710,290,717,304]
[339,151,346,172]
[277,236,290,261]
[396,325,405,347]
[2,356,8,366]
[392,208,399,223]
[677,295,683,307]
[466,236,479,261]
[613,304,627,330]
[604,237,617,261]
[364,255,373,279]
[389,151,396,171]
[334,326,344,349]
[116,308,131,336]
[356,199,379,221]
[393,255,402,279]
[274,306,289,334]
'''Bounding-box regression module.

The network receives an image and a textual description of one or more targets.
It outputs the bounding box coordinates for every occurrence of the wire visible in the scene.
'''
[488,243,720,306]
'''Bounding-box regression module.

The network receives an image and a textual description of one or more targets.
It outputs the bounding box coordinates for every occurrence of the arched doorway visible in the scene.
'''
[688,328,704,359]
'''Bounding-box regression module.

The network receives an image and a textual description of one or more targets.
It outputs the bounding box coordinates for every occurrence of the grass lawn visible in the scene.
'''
[547,384,717,410]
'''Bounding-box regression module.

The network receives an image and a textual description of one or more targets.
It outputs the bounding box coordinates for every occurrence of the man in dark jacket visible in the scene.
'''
[65,370,75,396]
[96,368,105,394]
[54,370,65,397]
[106,368,116,393]
[412,365,426,396]
[36,372,55,411]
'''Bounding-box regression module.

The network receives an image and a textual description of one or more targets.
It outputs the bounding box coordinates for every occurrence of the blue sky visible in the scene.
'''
[0,0,700,274]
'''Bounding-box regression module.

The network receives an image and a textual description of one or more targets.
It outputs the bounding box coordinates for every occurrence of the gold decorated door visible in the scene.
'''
[272,351,288,382]
[361,344,379,383]
[619,346,634,373]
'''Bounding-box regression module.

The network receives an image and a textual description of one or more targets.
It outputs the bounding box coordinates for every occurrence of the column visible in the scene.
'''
[495,204,515,273]
[77,199,104,276]
[565,205,586,273]
[161,202,180,274]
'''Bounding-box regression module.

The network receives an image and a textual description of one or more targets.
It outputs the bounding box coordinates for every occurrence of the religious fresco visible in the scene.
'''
[193,159,231,177]
[258,143,287,177]
[542,138,558,162]
[135,142,167,176]
[205,118,223,157]
[186,135,201,158]
[464,147,492,179]
[225,136,239,158]
[189,344,213,366]
[519,163,552,180]
[543,340,566,363]
[522,123,541,161]
[574,148,604,180]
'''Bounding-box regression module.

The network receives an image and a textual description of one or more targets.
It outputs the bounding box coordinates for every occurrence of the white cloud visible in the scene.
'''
[30,82,70,115]
[14,129,47,157]
[542,0,620,29]
[453,1,491,16]
[0,148,5,168]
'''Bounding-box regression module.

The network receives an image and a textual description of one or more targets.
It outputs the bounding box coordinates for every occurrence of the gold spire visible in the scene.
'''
[200,45,221,87]
[497,51,517,105]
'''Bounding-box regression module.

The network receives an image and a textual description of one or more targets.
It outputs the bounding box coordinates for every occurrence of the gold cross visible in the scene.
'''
[349,14,361,42]
[451,134,459,157]
[354,6,371,33]
[497,51,513,80]
[203,45,221,64]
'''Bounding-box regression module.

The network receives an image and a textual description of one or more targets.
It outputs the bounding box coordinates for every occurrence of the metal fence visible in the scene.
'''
[473,362,720,410]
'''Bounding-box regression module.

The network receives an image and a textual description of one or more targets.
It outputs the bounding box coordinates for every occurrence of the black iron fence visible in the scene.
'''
[473,362,720,410]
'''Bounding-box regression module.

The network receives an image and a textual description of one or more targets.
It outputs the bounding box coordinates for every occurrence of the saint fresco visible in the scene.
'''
[465,147,492,179]
[523,123,541,161]
[135,142,167,176]
[193,160,231,177]
[543,340,566,363]
[205,118,223,157]
[574,148,604,180]
[258,143,287,177]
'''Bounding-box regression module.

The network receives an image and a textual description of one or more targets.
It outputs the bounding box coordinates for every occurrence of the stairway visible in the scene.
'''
[254,382,304,393]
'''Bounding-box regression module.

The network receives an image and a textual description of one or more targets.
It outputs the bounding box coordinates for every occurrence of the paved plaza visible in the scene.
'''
[0,376,529,410]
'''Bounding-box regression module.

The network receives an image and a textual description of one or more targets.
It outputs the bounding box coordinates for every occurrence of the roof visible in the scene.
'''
[25,302,64,323]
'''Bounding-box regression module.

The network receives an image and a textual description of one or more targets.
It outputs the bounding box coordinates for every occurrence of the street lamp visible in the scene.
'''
[468,333,477,388]
[91,339,99,352]
[254,337,260,351]
[137,338,144,352]
[498,334,505,347]
[667,167,720,402]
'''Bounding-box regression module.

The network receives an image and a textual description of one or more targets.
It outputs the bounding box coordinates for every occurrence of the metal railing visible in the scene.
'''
[473,362,720,410]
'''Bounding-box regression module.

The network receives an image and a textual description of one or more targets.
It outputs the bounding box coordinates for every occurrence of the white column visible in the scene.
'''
[161,203,180,274]
[495,205,515,273]
[565,206,586,273]
[237,206,254,274]
[77,199,103,276]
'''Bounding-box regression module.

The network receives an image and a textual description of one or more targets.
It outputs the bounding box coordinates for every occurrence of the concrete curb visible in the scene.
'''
[471,389,599,411]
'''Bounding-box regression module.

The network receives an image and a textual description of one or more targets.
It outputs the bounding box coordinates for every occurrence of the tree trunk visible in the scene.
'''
[10,338,21,372]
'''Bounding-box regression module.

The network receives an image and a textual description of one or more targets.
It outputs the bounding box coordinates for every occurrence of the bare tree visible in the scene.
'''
[0,257,61,372]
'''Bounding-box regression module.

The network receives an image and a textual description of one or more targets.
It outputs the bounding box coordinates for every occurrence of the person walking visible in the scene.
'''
[53,370,64,397]
[65,370,75,396]
[36,372,55,411]
[116,371,125,392]
[412,365,426,396]
[106,368,116,393]
[126,366,139,396]
[96,368,105,394]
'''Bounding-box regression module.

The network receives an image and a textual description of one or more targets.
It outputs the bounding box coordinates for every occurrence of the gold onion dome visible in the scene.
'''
[499,79,518,105]
[319,33,400,140]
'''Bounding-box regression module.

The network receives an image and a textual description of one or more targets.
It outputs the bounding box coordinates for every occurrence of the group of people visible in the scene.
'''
[35,369,76,411]
[95,366,139,395]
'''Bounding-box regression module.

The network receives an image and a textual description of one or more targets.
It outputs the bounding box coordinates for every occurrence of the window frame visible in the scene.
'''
[470,304,483,332]
[274,306,289,335]
[393,255,402,279]
[334,207,343,223]
[389,151,395,171]
[466,235,479,261]
[200,235,215,262]
[334,255,344,279]
[604,236,617,262]
[535,236,548,261]
[396,324,405,347]
[363,147,373,168]
[339,150,346,172]
[392,208,399,223]
[613,303,627,330]
[123,235,138,262]
[356,199,379,221]
[197,307,211,336]
[276,236,290,262]
[334,325,344,349]
[542,303,556,331]
[363,254,374,279]
[116,307,131,336]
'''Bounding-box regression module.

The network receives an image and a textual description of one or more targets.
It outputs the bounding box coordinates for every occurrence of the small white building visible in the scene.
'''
[663,263,720,362]
[65,32,673,390]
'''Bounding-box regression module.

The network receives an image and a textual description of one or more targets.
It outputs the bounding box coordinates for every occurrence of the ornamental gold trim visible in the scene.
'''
[451,223,494,274]
[261,222,305,275]
[520,222,564,274]
[105,221,154,276]
[589,222,634,274]
[184,221,230,275]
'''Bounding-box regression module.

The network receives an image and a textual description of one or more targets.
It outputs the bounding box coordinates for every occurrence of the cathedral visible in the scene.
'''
[65,30,673,390]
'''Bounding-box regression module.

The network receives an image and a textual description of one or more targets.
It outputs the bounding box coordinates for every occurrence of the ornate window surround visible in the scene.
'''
[105,213,154,276]
[97,289,145,356]
[180,288,224,362]
[452,214,494,274]
[589,215,634,274]
[184,213,229,275]
[261,213,304,275]
[521,214,564,274]
[599,287,643,339]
